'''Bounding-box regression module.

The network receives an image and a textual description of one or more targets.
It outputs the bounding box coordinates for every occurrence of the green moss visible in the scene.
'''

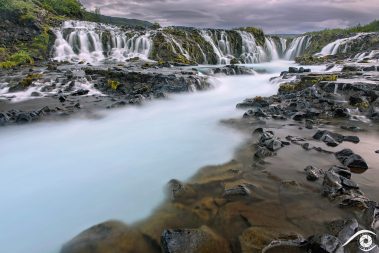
[355,101,370,110]
[0,50,34,68]
[19,73,43,88]
[279,83,296,93]
[238,27,265,46]
[107,80,120,90]
[230,58,239,65]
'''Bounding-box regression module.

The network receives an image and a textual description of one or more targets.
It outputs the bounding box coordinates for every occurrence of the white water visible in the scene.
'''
[317,33,371,56]
[199,30,232,64]
[0,61,301,253]
[238,31,267,63]
[53,21,152,64]
[284,35,311,60]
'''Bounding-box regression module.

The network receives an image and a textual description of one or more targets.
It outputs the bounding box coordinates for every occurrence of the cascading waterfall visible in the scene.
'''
[265,37,280,60]
[317,33,371,56]
[53,20,152,64]
[238,31,267,63]
[52,20,319,65]
[284,35,311,60]
[199,30,232,64]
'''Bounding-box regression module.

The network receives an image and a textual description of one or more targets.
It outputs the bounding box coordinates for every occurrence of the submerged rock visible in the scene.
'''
[161,226,231,253]
[60,221,159,253]
[223,184,251,201]
[307,234,343,253]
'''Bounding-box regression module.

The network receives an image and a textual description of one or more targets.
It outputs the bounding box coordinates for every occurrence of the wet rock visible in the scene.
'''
[237,97,270,109]
[342,135,360,144]
[61,221,159,253]
[254,146,274,159]
[322,171,343,196]
[363,201,379,231]
[329,165,351,179]
[262,234,307,253]
[0,112,9,126]
[223,184,251,201]
[59,95,67,103]
[335,149,368,170]
[263,138,283,151]
[167,179,196,201]
[71,89,90,96]
[326,218,358,243]
[161,226,231,253]
[313,130,344,143]
[305,119,314,129]
[31,91,41,97]
[307,234,343,253]
[340,125,363,132]
[333,108,350,118]
[304,166,323,181]
[321,134,340,147]
[15,112,32,124]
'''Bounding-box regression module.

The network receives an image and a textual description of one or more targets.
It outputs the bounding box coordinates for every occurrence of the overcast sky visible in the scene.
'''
[80,0,379,34]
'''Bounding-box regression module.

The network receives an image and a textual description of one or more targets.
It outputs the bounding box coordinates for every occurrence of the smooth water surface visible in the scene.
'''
[0,61,299,253]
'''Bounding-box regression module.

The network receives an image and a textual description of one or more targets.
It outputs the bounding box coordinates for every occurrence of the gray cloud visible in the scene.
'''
[79,0,379,33]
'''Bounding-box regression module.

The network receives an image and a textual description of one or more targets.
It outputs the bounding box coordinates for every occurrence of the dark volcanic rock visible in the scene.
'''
[335,149,368,170]
[304,166,323,181]
[161,226,231,253]
[307,234,343,253]
[71,89,90,96]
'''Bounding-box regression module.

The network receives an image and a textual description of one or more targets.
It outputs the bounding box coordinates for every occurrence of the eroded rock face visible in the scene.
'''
[161,226,231,253]
[61,221,160,253]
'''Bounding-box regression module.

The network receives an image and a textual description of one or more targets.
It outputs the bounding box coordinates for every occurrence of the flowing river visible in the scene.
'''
[0,61,323,253]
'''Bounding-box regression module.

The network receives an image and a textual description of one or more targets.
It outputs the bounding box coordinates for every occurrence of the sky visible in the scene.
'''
[80,0,379,34]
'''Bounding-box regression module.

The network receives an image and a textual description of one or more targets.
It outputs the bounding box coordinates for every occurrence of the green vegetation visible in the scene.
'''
[279,74,338,94]
[0,50,34,68]
[304,20,379,54]
[107,80,120,90]
[19,73,43,88]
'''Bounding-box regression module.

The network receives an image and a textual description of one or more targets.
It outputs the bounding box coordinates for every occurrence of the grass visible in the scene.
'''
[0,50,34,68]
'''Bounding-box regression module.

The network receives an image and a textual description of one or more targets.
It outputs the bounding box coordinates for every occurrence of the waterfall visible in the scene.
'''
[52,20,152,64]
[317,33,371,56]
[265,37,280,60]
[199,30,232,64]
[238,31,267,63]
[284,35,311,60]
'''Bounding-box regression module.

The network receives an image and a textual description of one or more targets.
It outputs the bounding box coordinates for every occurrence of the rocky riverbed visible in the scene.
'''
[50,60,379,253]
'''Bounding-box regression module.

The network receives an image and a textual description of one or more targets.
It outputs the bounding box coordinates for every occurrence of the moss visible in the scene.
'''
[0,48,8,62]
[19,73,43,88]
[238,27,265,46]
[0,50,34,68]
[355,101,370,110]
[230,58,239,65]
[279,83,296,93]
[107,80,120,90]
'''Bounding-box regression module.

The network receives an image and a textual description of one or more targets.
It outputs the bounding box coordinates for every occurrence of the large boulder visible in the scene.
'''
[161,226,231,253]
[335,149,368,170]
[60,221,159,253]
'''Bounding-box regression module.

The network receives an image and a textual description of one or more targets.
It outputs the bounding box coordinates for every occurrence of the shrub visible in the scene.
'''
[107,80,120,90]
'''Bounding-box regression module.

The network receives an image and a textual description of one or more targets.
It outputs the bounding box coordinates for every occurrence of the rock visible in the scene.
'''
[288,67,298,73]
[313,130,344,143]
[329,165,351,179]
[321,134,340,147]
[0,112,9,126]
[305,119,314,129]
[60,221,158,253]
[342,135,360,144]
[31,91,41,97]
[71,89,90,96]
[326,218,358,243]
[341,125,362,132]
[255,146,274,159]
[375,150,379,154]
[333,108,350,118]
[304,166,323,181]
[363,201,379,231]
[307,234,343,253]
[335,149,368,170]
[15,112,32,124]
[322,171,343,196]
[264,138,283,151]
[161,226,231,253]
[223,184,251,201]
[262,234,307,253]
[59,95,67,102]
[167,179,196,201]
